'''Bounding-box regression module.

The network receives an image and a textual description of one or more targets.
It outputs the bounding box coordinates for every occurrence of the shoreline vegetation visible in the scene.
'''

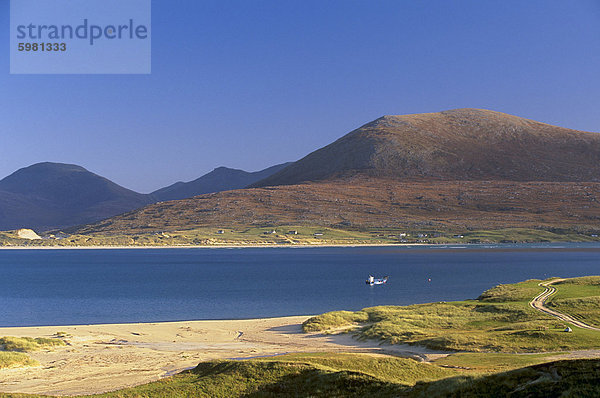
[1,226,599,248]
[1,277,600,396]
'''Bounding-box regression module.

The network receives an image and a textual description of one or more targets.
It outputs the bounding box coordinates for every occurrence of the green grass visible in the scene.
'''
[431,228,600,244]
[303,277,600,352]
[0,336,66,352]
[0,351,38,369]
[432,352,567,373]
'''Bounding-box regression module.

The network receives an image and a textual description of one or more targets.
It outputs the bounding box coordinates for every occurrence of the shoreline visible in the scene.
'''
[1,242,598,250]
[0,242,423,250]
[0,315,448,396]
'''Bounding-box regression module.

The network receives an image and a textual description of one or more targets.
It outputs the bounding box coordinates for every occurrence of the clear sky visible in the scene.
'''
[1,0,599,193]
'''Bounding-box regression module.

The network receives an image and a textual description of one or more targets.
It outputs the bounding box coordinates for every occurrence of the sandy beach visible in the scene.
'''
[0,316,446,396]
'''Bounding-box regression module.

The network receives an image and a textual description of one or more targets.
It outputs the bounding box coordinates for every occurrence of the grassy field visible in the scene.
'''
[1,226,598,247]
[303,278,600,352]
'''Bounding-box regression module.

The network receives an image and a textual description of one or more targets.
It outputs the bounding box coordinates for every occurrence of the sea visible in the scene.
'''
[1,243,599,327]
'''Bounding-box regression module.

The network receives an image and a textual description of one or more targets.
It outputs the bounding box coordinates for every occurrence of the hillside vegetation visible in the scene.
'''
[68,179,600,239]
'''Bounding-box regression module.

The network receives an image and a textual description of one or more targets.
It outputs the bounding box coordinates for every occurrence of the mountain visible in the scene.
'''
[71,109,600,237]
[253,108,600,187]
[151,163,291,202]
[0,162,154,231]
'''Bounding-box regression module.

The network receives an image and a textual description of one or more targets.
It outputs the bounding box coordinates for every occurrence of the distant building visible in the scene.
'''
[314,232,324,236]
[217,230,225,234]
[287,230,298,235]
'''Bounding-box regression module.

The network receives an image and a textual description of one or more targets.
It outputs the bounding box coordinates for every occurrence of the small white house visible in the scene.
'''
[564,327,572,333]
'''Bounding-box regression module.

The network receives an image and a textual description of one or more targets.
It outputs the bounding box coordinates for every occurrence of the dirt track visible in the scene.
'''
[529,279,600,331]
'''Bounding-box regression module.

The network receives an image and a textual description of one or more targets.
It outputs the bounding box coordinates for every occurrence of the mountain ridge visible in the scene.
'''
[151,163,292,202]
[0,162,291,231]
[253,108,600,187]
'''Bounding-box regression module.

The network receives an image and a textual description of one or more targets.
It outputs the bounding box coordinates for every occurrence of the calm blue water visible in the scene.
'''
[0,244,599,327]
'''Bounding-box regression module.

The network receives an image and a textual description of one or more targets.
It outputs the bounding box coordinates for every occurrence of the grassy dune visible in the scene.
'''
[0,337,66,352]
[303,278,600,352]
[1,355,598,397]
[0,352,38,369]
[0,336,65,372]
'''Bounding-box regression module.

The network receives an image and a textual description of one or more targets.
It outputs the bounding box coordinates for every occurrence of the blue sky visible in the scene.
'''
[1,0,599,193]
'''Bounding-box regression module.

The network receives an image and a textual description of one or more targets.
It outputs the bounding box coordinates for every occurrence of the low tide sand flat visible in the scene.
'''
[0,316,446,396]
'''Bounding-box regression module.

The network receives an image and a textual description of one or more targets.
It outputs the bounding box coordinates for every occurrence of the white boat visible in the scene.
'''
[366,275,388,285]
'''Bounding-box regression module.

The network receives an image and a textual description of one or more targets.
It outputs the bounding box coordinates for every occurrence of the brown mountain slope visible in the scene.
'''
[73,178,600,235]
[253,109,600,187]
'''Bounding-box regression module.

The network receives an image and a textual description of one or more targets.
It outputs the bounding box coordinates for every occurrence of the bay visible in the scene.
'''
[0,243,599,327]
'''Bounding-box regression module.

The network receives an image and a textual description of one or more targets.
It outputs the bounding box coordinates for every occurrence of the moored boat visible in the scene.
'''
[366,275,388,285]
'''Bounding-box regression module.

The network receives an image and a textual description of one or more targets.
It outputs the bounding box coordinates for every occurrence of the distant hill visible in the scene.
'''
[0,162,293,232]
[151,163,291,202]
[0,163,152,231]
[0,162,154,231]
[253,108,600,187]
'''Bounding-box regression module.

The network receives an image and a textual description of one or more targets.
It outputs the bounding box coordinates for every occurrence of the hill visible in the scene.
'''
[253,108,600,187]
[151,163,291,202]
[70,109,600,239]
[0,162,154,231]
